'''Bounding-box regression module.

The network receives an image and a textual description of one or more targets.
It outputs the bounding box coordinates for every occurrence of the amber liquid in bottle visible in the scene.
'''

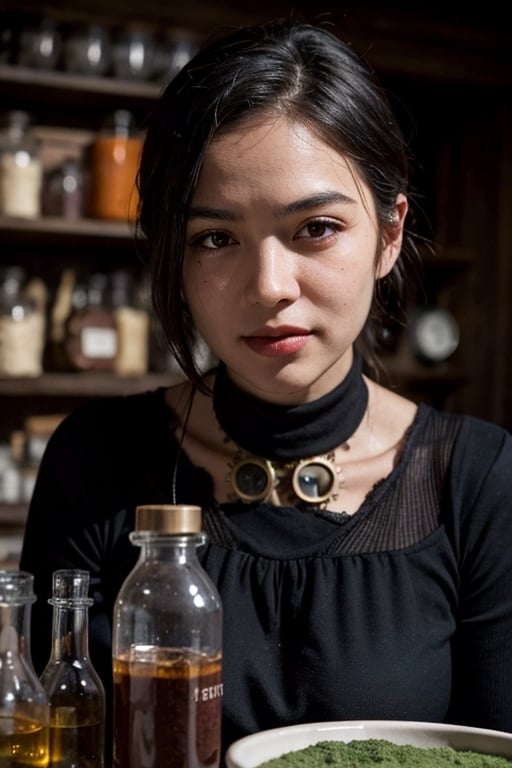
[113,649,222,768]
[0,570,50,767]
[48,708,104,767]
[0,715,49,766]
[40,570,105,768]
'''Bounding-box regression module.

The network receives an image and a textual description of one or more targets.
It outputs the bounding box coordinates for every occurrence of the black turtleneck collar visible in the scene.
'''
[212,350,368,460]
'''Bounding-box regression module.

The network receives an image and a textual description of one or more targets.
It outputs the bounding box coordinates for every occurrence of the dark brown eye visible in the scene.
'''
[190,230,235,250]
[306,221,329,237]
[296,218,341,241]
[208,231,232,248]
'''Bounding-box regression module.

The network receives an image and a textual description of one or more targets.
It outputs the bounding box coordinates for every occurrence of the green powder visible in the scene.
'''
[257,738,512,767]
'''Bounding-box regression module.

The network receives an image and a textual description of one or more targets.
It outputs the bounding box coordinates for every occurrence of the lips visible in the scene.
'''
[242,326,312,356]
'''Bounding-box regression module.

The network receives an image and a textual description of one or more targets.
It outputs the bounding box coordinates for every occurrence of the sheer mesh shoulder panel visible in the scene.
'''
[325,408,463,555]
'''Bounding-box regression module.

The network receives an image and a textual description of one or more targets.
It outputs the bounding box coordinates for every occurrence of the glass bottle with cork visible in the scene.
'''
[112,504,223,768]
[87,110,143,222]
[0,265,46,377]
[43,157,84,219]
[0,110,43,219]
[40,569,105,768]
[0,569,50,766]
[64,272,118,372]
[111,269,150,376]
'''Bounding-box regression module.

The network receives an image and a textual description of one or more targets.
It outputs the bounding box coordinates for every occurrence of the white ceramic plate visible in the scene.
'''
[225,720,512,768]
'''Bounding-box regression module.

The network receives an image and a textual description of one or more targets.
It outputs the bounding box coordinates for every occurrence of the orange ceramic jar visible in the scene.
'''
[87,110,142,222]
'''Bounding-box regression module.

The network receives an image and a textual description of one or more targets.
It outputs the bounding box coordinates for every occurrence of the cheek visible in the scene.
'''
[314,264,375,321]
[183,259,208,304]
[184,256,236,302]
[182,265,225,332]
[312,260,368,296]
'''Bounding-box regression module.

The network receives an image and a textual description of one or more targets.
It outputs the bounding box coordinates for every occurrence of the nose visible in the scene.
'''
[245,239,300,307]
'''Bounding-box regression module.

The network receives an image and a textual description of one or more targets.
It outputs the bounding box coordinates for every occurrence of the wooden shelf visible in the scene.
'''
[0,504,29,529]
[0,372,176,397]
[385,358,466,388]
[0,215,139,248]
[0,216,145,255]
[0,64,162,109]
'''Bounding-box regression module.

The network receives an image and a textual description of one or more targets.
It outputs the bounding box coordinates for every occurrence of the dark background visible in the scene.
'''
[2,0,511,431]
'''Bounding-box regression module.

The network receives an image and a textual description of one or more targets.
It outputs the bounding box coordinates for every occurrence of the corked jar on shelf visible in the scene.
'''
[0,266,46,377]
[0,110,43,219]
[86,110,143,223]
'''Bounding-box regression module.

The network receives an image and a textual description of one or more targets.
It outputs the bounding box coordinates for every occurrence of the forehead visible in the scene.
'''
[207,115,347,170]
[194,116,373,206]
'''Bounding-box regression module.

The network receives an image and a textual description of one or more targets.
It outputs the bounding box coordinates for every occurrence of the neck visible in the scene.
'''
[213,351,369,460]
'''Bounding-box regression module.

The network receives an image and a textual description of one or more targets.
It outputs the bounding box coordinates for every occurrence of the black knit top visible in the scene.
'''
[20,388,512,761]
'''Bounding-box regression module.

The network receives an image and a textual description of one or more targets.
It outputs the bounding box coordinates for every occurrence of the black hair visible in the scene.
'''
[138,18,420,389]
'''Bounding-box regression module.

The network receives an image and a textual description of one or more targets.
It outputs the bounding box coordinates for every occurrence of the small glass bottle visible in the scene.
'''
[40,569,105,768]
[45,268,76,372]
[0,110,43,218]
[17,14,61,70]
[111,270,149,376]
[43,157,84,219]
[0,265,46,377]
[0,440,21,503]
[112,504,223,768]
[62,23,111,77]
[0,569,50,766]
[87,110,143,222]
[64,272,118,372]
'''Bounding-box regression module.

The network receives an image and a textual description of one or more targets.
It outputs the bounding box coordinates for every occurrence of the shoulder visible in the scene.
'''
[448,410,511,481]
[45,387,175,458]
[422,405,511,457]
[62,386,171,427]
[417,405,512,506]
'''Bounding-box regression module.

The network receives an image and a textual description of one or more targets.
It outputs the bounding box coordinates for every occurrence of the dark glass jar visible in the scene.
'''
[43,158,84,219]
[64,272,118,372]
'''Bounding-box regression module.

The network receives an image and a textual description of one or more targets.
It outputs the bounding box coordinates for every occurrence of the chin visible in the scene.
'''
[237,367,334,404]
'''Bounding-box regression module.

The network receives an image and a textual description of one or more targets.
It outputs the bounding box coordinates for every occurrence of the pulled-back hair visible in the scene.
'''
[138,18,419,388]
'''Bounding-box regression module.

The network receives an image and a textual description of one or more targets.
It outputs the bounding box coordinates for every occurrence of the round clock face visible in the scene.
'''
[411,308,460,363]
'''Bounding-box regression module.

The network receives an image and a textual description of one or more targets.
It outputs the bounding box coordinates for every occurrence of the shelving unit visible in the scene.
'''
[0,56,165,549]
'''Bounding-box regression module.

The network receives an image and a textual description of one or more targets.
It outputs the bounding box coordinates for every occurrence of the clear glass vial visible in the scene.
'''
[0,569,50,766]
[40,569,105,768]
[112,504,223,768]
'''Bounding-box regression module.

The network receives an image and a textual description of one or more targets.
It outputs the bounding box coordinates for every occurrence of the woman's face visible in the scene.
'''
[183,116,406,403]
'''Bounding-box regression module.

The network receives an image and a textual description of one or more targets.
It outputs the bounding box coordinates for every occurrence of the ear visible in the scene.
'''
[376,193,408,279]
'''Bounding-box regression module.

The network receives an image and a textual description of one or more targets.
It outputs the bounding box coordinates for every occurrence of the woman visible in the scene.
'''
[21,18,512,759]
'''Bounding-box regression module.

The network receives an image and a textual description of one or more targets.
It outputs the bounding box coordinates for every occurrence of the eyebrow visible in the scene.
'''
[187,205,235,221]
[187,190,357,222]
[281,191,357,215]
